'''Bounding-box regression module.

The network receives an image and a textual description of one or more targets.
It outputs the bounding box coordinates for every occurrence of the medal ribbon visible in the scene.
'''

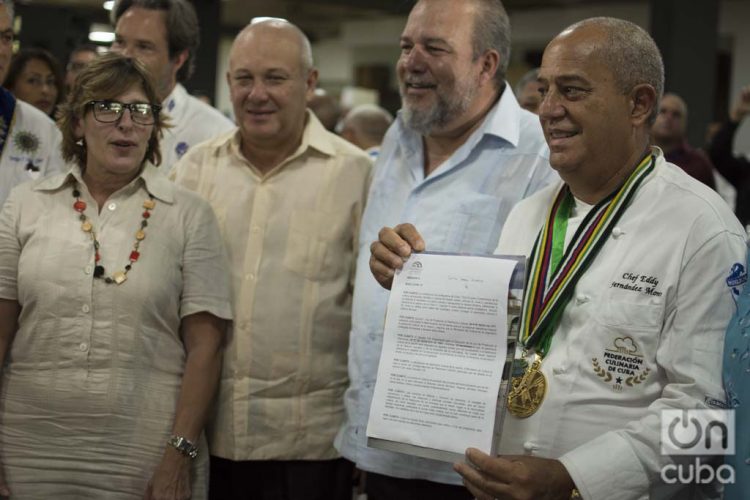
[520,153,655,356]
[0,87,17,157]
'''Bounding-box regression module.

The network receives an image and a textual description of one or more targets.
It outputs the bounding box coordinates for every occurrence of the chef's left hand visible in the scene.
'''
[454,448,577,500]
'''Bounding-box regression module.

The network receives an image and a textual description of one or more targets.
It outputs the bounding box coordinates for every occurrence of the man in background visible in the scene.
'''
[64,43,98,93]
[111,0,234,171]
[652,92,716,189]
[514,67,542,114]
[340,103,393,158]
[709,85,750,225]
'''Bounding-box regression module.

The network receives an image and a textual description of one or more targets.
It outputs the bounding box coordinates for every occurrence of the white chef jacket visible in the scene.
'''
[0,99,62,207]
[494,149,745,500]
[159,84,234,173]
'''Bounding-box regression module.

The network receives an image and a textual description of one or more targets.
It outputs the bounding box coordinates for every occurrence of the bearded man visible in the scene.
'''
[334,0,556,498]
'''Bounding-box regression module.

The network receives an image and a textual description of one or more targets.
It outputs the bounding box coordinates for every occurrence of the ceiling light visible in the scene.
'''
[103,1,115,11]
[89,31,115,42]
[89,23,115,43]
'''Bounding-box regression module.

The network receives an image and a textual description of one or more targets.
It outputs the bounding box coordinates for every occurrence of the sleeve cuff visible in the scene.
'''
[180,300,233,321]
[559,432,648,500]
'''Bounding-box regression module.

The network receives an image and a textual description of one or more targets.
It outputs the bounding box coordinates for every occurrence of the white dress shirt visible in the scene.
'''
[159,83,234,173]
[336,86,558,484]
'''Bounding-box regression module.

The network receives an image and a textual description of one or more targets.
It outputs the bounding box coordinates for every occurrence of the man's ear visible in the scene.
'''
[305,68,319,100]
[630,84,658,126]
[479,49,501,86]
[171,49,189,79]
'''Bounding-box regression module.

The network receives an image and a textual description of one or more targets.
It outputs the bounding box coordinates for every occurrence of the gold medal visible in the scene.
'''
[507,355,547,418]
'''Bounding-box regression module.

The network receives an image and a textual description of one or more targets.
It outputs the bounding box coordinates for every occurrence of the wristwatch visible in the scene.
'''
[167,435,198,459]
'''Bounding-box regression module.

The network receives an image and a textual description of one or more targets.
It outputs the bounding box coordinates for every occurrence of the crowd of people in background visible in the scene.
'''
[1,0,750,498]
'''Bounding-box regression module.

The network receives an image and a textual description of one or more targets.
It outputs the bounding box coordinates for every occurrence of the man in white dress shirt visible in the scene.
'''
[0,0,62,207]
[335,1,556,499]
[111,0,234,172]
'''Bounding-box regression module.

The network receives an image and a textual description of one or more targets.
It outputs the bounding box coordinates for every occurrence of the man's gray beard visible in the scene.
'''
[401,83,476,135]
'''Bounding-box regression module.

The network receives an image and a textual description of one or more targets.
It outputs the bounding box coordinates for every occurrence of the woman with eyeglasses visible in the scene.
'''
[0,53,231,499]
[3,47,64,117]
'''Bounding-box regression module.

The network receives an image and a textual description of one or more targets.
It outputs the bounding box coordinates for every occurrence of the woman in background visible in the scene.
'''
[4,47,63,117]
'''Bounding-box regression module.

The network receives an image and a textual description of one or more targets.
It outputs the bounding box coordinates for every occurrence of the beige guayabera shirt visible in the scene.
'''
[0,163,232,498]
[172,112,372,460]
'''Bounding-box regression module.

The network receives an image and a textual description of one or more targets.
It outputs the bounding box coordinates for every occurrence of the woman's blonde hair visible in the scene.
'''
[58,53,165,168]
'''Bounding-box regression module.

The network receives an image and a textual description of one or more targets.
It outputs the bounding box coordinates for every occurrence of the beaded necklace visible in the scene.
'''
[72,183,155,285]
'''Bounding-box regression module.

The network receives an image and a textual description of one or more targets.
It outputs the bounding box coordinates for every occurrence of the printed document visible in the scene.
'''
[366,252,521,462]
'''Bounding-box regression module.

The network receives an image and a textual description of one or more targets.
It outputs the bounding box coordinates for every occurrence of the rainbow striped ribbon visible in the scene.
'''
[520,153,656,355]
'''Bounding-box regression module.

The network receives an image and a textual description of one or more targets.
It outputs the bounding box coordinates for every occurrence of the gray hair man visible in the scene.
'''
[64,43,98,93]
[340,104,393,158]
[0,0,63,208]
[171,19,372,500]
[652,92,717,188]
[335,0,556,498]
[110,0,234,171]
[514,67,542,114]
[445,17,743,499]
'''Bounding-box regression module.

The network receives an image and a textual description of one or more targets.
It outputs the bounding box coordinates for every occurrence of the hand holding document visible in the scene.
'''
[366,252,522,462]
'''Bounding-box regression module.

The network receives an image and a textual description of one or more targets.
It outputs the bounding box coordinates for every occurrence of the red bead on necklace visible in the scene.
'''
[73,184,155,285]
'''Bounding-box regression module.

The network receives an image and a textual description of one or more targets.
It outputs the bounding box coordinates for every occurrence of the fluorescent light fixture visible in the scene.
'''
[103,1,115,10]
[89,23,115,43]
[89,31,115,42]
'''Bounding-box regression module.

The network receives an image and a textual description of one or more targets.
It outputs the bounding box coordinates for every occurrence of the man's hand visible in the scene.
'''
[730,85,750,123]
[144,448,192,500]
[454,448,576,500]
[369,223,425,289]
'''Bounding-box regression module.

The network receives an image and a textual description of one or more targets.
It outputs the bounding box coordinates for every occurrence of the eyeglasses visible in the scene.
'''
[87,100,161,125]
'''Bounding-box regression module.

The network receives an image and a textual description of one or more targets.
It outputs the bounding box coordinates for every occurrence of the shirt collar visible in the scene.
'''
[34,162,175,204]
[228,110,337,170]
[299,110,336,157]
[396,82,522,153]
[163,83,188,120]
[483,83,522,148]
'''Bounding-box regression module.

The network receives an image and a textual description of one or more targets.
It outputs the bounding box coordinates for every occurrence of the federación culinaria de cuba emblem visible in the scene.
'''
[592,336,650,393]
[13,130,40,155]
